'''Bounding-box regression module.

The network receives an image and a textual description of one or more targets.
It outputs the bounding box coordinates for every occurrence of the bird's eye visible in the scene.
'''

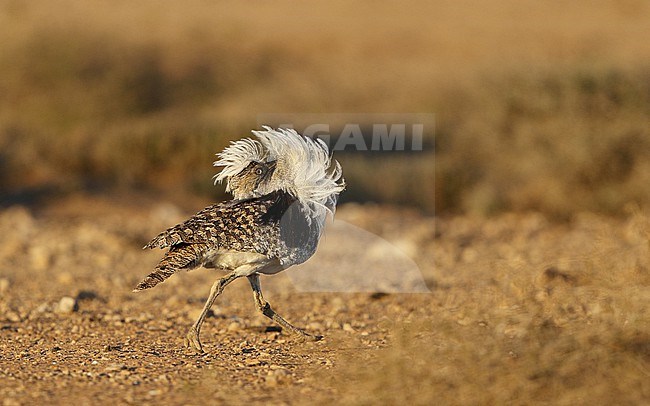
[254,167,264,176]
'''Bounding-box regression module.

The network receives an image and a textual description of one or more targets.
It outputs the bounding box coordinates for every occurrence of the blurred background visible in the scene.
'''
[1,0,649,216]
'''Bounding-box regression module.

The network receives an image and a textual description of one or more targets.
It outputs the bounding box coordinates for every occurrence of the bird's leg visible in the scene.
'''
[185,270,241,353]
[247,274,322,341]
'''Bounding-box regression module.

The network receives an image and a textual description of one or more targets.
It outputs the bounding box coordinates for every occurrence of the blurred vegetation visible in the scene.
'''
[435,67,650,218]
[1,0,649,218]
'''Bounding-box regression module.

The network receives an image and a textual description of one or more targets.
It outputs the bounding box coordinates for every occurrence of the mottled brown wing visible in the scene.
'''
[144,193,294,253]
[143,200,239,250]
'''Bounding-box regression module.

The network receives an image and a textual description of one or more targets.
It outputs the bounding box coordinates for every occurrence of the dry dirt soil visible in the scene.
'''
[1,194,649,405]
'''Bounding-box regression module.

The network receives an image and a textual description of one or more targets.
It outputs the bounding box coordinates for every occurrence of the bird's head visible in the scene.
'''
[214,127,345,214]
[213,137,271,199]
[225,160,277,200]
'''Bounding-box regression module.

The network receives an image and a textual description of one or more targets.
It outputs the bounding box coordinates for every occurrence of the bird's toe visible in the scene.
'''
[184,328,204,353]
[292,329,322,343]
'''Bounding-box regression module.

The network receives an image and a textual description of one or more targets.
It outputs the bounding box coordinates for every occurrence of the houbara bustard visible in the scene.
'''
[134,127,345,353]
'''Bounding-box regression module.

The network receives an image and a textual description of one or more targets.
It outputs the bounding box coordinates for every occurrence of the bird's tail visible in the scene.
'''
[133,244,205,292]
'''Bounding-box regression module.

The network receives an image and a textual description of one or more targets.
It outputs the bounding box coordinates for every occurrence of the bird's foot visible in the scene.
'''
[292,328,323,342]
[184,327,204,353]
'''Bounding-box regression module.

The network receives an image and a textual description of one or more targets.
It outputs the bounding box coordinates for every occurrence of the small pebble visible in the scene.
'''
[55,297,78,314]
[342,323,355,332]
[6,311,21,322]
[34,303,50,314]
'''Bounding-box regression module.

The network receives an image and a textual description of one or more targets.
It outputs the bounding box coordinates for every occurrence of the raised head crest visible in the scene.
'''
[214,126,345,214]
[213,138,268,188]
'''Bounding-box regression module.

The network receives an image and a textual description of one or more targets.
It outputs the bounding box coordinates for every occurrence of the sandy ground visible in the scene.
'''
[1,194,649,405]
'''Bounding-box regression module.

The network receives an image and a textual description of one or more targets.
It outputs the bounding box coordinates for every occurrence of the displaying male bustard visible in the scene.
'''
[134,127,345,353]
